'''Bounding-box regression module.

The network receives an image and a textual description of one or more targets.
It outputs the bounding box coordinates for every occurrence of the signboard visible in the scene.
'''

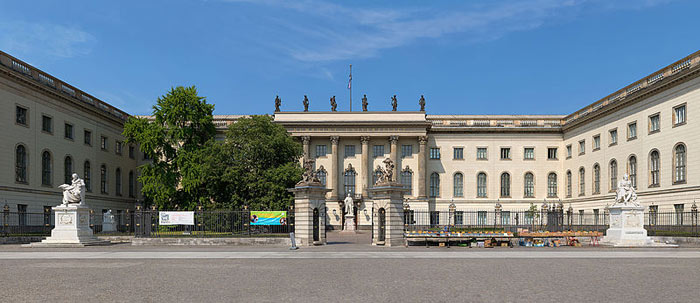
[159,211,195,225]
[250,211,287,225]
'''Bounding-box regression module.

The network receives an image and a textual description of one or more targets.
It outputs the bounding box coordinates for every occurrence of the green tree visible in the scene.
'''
[206,115,303,210]
[123,86,215,209]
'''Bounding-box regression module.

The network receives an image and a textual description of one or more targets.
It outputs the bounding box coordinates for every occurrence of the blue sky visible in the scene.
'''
[1,0,698,115]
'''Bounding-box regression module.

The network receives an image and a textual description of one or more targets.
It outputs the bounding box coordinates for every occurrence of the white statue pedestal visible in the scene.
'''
[25,204,110,247]
[102,210,117,233]
[602,205,675,247]
[342,214,357,233]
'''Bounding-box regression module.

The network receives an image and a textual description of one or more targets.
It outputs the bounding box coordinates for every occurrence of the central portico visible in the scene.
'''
[275,111,431,230]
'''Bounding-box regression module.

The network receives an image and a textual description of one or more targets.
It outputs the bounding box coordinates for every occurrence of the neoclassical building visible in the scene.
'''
[1,49,698,229]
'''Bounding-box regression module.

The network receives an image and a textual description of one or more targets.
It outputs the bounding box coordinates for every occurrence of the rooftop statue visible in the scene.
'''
[391,95,398,111]
[362,94,368,111]
[615,173,639,206]
[274,95,281,112]
[419,95,426,112]
[330,96,337,112]
[59,173,86,206]
[303,95,309,112]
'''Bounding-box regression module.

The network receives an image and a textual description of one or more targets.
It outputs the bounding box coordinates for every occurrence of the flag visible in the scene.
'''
[347,72,352,89]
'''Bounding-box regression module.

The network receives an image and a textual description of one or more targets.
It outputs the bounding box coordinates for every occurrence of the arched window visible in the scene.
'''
[373,169,383,185]
[100,164,107,194]
[343,165,356,198]
[628,156,637,189]
[64,156,73,184]
[674,144,686,183]
[128,170,135,198]
[42,151,52,186]
[84,161,91,192]
[593,164,600,194]
[579,167,585,196]
[650,150,660,187]
[115,168,122,196]
[500,173,510,197]
[524,172,534,198]
[548,173,557,198]
[477,172,487,198]
[453,173,463,197]
[401,167,413,192]
[15,145,27,183]
[566,170,572,197]
[429,172,440,198]
[610,160,618,191]
[316,166,327,186]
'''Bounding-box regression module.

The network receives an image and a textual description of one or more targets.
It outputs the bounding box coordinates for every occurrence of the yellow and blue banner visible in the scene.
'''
[250,211,287,225]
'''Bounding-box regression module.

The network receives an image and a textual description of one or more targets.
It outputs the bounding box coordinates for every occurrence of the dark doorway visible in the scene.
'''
[313,208,319,242]
[378,208,386,242]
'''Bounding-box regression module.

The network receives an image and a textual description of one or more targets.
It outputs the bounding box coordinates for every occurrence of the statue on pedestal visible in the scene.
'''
[330,96,337,111]
[615,174,639,207]
[362,94,368,111]
[344,195,354,216]
[419,95,426,112]
[58,173,85,206]
[303,95,310,112]
[391,95,398,111]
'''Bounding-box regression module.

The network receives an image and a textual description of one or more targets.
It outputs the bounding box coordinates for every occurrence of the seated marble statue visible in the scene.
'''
[615,173,639,206]
[58,173,86,206]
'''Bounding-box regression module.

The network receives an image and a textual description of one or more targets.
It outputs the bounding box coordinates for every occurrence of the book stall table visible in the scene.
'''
[518,230,603,247]
[404,231,515,248]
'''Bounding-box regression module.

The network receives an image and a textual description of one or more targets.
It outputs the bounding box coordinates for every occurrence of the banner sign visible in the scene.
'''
[159,211,195,225]
[250,211,287,225]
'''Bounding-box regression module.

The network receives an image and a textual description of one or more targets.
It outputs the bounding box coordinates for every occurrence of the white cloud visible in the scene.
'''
[0,21,96,58]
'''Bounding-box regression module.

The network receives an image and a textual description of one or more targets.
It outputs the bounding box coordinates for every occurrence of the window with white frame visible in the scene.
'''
[609,129,618,146]
[649,114,660,133]
[628,122,637,140]
[316,145,327,157]
[674,104,686,126]
[453,147,463,160]
[429,148,440,160]
[524,148,534,160]
[476,147,488,160]
[593,135,600,151]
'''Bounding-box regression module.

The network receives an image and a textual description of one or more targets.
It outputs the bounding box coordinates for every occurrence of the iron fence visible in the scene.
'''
[0,210,134,237]
[404,209,699,237]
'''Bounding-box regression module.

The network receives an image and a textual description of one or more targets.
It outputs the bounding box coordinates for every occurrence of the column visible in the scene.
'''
[418,136,428,199]
[389,135,399,179]
[329,136,340,200]
[301,136,310,161]
[360,136,370,197]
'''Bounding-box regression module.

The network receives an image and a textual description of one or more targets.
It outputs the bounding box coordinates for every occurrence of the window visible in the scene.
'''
[17,204,27,227]
[100,164,108,194]
[453,147,464,160]
[455,211,464,225]
[593,164,600,194]
[649,205,658,225]
[316,167,327,186]
[579,168,585,196]
[673,104,686,126]
[43,206,51,226]
[64,156,73,184]
[453,173,463,197]
[547,148,557,160]
[579,140,585,155]
[477,173,487,198]
[593,135,600,151]
[477,211,487,225]
[373,145,385,158]
[524,172,534,198]
[42,151,52,186]
[401,145,413,158]
[610,160,618,192]
[501,211,511,226]
[476,147,488,160]
[628,122,637,140]
[64,123,73,140]
[401,168,413,192]
[430,211,440,227]
[429,148,440,159]
[674,204,684,225]
[15,145,28,183]
[115,168,122,196]
[84,161,91,192]
[343,167,356,198]
[566,170,572,198]
[16,106,28,126]
[609,129,618,146]
[429,173,440,197]
[566,145,572,158]
[344,145,355,158]
[650,150,660,187]
[593,209,600,225]
[500,148,511,160]
[42,115,53,133]
[500,173,510,197]
[116,141,123,155]
[315,145,327,157]
[100,136,108,150]
[84,130,92,146]
[524,148,534,160]
[649,114,660,133]
[674,144,686,183]
[628,156,637,189]
[547,173,557,198]
[129,146,135,159]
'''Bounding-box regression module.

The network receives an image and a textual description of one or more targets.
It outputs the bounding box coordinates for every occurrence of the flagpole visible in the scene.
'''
[349,64,352,112]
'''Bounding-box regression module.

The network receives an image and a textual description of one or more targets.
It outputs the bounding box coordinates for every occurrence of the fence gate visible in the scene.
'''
[312,208,320,242]
[378,208,386,242]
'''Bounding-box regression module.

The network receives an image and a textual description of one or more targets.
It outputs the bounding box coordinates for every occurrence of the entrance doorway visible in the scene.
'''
[378,208,386,242]
[313,208,319,242]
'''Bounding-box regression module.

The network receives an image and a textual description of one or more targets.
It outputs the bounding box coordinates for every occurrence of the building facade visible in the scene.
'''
[1,49,698,230]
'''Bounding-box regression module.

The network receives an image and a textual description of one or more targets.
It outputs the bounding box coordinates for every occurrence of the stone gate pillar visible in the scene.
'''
[369,181,407,246]
[290,182,330,246]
